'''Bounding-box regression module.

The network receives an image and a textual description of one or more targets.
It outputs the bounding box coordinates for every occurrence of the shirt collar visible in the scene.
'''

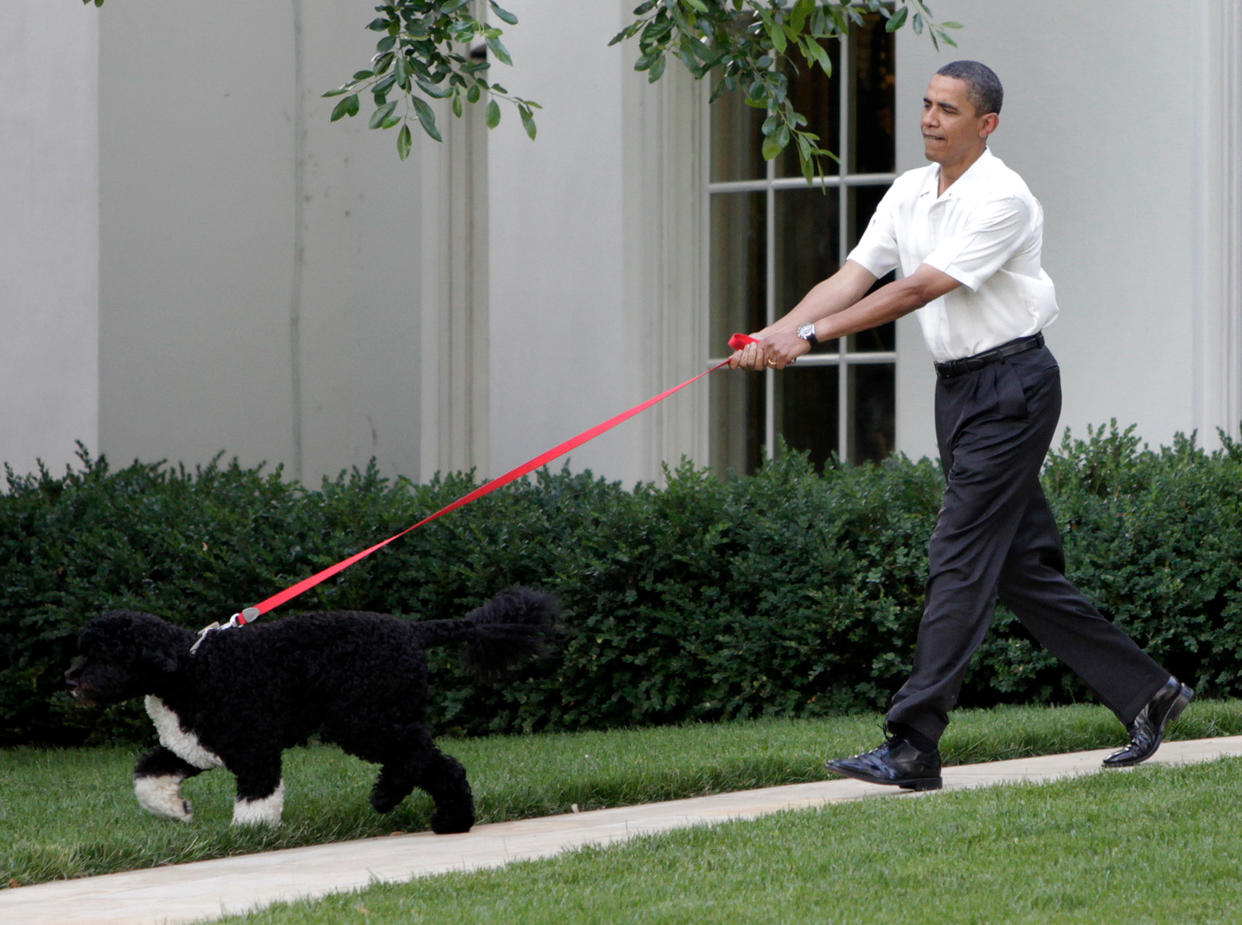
[920,147,995,202]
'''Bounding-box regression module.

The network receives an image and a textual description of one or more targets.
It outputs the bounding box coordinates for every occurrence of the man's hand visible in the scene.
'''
[729,332,811,371]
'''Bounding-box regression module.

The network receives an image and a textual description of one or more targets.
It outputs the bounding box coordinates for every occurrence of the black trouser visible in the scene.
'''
[885,342,1170,746]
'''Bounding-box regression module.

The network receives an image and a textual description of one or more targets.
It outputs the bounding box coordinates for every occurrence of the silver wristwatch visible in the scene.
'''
[797,323,819,346]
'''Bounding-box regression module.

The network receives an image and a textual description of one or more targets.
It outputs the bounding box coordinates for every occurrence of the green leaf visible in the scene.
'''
[329,94,360,122]
[886,7,909,32]
[412,97,443,143]
[789,0,814,33]
[486,33,513,67]
[397,123,412,161]
[769,23,787,55]
[519,105,537,141]
[369,100,397,130]
[801,37,832,77]
[416,77,454,99]
[489,1,519,26]
[761,130,786,161]
[486,99,501,129]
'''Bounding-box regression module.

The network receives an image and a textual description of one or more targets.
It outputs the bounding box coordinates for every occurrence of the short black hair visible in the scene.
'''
[935,60,1003,116]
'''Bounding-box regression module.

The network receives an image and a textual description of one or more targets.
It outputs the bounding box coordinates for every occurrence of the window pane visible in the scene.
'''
[709,192,767,349]
[710,86,766,183]
[847,18,896,174]
[848,270,896,352]
[847,363,895,463]
[776,48,841,180]
[775,365,840,469]
[707,13,896,476]
[775,188,840,349]
[849,319,896,352]
[710,369,763,478]
[847,184,887,250]
[846,185,894,352]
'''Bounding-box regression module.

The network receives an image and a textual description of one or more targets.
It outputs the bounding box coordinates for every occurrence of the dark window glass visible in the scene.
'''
[708,14,896,474]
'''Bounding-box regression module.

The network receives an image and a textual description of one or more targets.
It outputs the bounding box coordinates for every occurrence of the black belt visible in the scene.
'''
[934,333,1045,379]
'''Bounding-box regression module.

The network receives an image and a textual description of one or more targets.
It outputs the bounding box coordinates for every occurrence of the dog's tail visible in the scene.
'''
[411,587,559,678]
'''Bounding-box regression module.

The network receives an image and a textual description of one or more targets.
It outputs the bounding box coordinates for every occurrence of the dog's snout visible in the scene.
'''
[65,657,87,696]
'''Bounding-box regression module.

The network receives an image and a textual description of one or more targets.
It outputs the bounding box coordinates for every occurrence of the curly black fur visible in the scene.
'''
[65,587,558,831]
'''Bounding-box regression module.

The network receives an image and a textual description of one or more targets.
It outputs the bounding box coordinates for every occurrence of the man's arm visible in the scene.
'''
[756,259,878,338]
[733,262,961,370]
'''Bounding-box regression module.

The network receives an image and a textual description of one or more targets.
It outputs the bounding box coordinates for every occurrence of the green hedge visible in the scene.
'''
[3,425,1240,747]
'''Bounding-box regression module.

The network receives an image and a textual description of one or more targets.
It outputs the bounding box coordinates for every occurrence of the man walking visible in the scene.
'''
[731,60,1191,791]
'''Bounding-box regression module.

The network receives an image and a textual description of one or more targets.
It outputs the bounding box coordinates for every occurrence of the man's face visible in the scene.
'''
[921,74,994,167]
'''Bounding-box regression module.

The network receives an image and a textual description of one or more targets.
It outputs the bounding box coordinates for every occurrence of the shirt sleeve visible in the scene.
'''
[922,195,1032,291]
[846,184,901,279]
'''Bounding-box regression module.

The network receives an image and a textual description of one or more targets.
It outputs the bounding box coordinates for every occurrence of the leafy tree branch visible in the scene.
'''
[80,0,961,178]
[612,0,960,182]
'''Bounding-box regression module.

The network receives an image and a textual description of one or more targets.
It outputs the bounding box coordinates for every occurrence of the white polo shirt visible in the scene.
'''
[847,148,1059,363]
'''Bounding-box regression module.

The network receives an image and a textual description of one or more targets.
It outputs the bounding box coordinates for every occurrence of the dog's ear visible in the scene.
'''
[141,643,182,675]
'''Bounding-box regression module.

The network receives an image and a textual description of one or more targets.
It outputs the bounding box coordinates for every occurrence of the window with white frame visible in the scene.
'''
[707,15,896,476]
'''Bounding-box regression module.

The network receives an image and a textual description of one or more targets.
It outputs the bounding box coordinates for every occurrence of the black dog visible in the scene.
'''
[65,588,557,831]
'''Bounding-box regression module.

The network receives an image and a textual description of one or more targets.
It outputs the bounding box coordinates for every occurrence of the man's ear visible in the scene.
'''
[980,112,1000,139]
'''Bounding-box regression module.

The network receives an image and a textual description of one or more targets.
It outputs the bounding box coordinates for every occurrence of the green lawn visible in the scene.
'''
[225,761,1242,924]
[3,701,1240,920]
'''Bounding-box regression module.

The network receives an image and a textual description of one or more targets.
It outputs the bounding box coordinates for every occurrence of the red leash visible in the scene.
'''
[228,334,758,624]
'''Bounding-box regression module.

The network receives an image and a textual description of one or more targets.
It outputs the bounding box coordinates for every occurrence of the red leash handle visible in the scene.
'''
[239,336,756,620]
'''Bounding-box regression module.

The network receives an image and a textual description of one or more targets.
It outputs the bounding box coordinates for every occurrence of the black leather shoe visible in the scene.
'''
[1102,676,1194,768]
[826,736,942,791]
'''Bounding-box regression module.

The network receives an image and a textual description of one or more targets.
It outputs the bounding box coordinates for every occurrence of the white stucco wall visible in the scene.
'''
[895,1,1226,460]
[98,1,429,483]
[1,2,100,476]
[485,1,650,485]
[12,1,1232,490]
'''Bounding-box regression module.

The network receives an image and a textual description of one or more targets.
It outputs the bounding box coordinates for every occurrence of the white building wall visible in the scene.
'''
[7,2,1236,488]
[97,1,431,483]
[895,1,1232,459]
[485,1,651,485]
[0,2,99,477]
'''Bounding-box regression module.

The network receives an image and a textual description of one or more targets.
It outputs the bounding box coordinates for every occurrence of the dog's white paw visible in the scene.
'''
[231,781,285,826]
[134,774,194,822]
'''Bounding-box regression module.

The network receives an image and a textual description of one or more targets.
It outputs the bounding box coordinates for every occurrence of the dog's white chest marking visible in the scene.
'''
[142,696,285,826]
[144,695,225,770]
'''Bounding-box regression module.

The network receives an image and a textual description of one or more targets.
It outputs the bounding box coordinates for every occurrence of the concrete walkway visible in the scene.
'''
[5,736,1242,925]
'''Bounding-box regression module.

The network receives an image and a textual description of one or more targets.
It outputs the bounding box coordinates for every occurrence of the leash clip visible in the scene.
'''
[232,607,262,627]
[189,607,262,654]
